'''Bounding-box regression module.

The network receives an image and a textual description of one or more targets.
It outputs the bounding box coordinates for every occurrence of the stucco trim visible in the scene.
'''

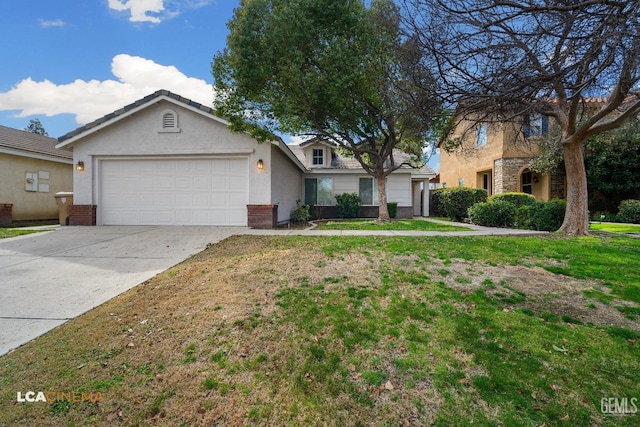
[0,147,74,164]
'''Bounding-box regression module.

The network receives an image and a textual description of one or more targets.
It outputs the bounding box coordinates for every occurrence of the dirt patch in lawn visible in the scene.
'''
[439,260,640,331]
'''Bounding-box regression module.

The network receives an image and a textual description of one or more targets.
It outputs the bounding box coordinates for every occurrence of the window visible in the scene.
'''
[482,172,491,194]
[476,124,487,147]
[159,110,180,132]
[312,148,324,166]
[524,114,548,138]
[305,178,333,205]
[521,170,532,194]
[359,177,379,205]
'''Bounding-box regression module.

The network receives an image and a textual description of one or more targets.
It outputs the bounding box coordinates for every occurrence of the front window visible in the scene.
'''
[305,177,333,205]
[359,177,379,205]
[312,148,324,166]
[521,170,532,194]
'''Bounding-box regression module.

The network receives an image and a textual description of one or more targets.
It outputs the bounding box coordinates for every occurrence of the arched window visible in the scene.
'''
[159,109,180,132]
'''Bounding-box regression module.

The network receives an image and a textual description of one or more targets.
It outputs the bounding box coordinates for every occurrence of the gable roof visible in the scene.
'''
[56,89,228,148]
[0,125,72,163]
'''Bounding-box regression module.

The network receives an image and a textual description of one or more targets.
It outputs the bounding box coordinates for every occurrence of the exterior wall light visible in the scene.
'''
[257,159,264,170]
[76,161,85,171]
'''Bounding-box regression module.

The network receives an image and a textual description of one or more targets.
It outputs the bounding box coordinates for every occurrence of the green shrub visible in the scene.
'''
[515,205,532,229]
[618,199,640,224]
[530,199,566,231]
[442,187,488,221]
[468,201,516,227]
[387,202,398,218]
[335,193,361,218]
[489,192,536,209]
[430,188,446,217]
[291,200,312,223]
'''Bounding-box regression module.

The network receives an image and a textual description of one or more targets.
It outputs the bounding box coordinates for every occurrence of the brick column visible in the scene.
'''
[69,205,97,226]
[247,204,278,229]
[0,203,12,226]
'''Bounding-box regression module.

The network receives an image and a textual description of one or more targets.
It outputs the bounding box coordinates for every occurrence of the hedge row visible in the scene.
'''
[431,187,488,221]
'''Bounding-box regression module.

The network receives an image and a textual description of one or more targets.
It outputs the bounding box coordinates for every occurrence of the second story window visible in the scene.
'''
[525,114,548,138]
[312,148,324,165]
[476,124,487,147]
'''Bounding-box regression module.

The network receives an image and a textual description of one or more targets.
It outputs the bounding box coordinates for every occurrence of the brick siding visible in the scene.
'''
[247,204,278,229]
[69,205,97,226]
[0,203,12,226]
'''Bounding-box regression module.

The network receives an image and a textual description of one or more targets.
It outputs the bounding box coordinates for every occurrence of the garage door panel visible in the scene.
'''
[100,158,248,226]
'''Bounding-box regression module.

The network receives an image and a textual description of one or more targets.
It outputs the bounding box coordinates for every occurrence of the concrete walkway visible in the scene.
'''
[0,220,546,357]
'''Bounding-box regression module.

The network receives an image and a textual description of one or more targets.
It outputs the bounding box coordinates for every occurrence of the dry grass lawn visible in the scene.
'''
[0,235,638,426]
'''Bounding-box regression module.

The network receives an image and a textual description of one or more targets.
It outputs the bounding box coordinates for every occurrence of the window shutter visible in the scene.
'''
[542,116,549,135]
[523,116,531,138]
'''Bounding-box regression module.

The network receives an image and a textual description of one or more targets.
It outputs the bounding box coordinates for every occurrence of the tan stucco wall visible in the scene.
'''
[440,119,552,200]
[68,100,274,210]
[0,153,73,220]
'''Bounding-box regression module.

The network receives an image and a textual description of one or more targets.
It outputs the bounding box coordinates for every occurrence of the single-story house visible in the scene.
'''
[56,90,435,227]
[0,125,73,224]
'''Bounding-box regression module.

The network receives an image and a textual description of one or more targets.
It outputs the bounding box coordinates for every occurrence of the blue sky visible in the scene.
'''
[0,0,235,138]
[0,0,440,170]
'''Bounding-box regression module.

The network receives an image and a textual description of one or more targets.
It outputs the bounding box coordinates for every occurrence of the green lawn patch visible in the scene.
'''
[315,218,469,231]
[0,234,638,426]
[0,228,46,239]
[590,222,640,233]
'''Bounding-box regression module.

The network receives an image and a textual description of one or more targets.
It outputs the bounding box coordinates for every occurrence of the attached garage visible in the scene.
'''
[99,157,248,226]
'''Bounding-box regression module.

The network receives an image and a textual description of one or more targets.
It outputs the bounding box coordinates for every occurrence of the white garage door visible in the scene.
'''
[100,158,248,225]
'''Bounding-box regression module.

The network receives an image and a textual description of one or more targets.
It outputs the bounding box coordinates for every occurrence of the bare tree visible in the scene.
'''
[404,0,640,235]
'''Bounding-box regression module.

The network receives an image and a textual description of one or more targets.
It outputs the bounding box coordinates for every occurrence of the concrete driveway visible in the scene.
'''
[0,226,243,356]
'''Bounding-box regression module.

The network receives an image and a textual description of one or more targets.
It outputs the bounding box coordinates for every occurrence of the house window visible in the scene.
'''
[159,110,180,132]
[312,148,324,166]
[524,114,548,138]
[359,177,379,205]
[521,170,533,194]
[305,177,333,205]
[476,124,487,147]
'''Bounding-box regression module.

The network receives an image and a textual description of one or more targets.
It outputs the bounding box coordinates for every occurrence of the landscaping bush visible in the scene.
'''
[529,199,566,231]
[442,187,488,221]
[387,202,398,218]
[618,199,640,224]
[489,192,536,209]
[335,193,361,218]
[430,188,446,217]
[468,201,516,227]
[291,200,312,223]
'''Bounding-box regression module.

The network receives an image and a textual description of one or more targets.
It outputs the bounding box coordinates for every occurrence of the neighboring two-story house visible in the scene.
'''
[438,114,565,201]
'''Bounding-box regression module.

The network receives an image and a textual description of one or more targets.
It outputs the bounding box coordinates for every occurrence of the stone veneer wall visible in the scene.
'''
[69,205,96,226]
[550,173,565,199]
[493,157,531,194]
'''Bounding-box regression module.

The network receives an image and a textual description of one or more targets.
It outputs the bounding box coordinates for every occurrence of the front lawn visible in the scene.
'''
[0,235,638,426]
[315,218,470,231]
[590,222,640,234]
[0,228,46,239]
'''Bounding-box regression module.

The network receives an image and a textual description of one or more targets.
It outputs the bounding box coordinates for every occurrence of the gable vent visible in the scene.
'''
[162,112,176,128]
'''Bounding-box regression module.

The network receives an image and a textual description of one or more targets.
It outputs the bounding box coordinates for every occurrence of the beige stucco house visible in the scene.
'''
[0,125,73,223]
[56,90,435,227]
[438,114,564,201]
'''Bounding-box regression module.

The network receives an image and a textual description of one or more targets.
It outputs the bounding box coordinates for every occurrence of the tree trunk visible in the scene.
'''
[558,142,589,235]
[377,173,390,221]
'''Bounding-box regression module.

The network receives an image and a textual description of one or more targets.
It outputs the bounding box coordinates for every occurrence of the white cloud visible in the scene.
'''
[0,54,214,125]
[108,0,214,24]
[288,135,314,145]
[38,19,66,28]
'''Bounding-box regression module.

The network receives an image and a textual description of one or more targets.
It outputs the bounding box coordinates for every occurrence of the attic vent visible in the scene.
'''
[163,113,175,128]
[158,109,180,133]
